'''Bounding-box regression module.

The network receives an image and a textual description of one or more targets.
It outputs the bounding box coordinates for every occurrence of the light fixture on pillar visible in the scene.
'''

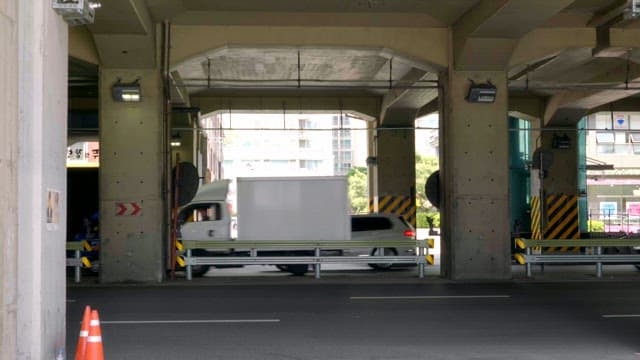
[112,78,142,102]
[466,80,497,103]
[552,133,571,149]
[171,133,181,147]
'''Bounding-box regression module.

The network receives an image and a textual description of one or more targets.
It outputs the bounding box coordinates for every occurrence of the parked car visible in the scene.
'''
[346,213,417,269]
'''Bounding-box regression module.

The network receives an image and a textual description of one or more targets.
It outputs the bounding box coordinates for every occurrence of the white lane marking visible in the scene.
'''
[350,295,511,300]
[602,314,640,318]
[100,319,280,325]
[66,299,76,303]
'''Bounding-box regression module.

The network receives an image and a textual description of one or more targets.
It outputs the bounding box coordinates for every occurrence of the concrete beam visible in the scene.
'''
[91,0,157,68]
[171,26,449,71]
[509,28,596,69]
[191,95,381,120]
[544,61,640,126]
[453,0,574,70]
[69,26,100,65]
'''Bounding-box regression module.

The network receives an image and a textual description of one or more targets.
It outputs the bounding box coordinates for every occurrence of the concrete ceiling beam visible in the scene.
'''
[453,0,575,70]
[509,28,596,69]
[170,26,449,72]
[544,61,640,126]
[190,95,381,120]
[90,0,157,68]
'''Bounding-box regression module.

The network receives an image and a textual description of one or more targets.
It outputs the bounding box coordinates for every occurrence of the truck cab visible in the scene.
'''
[177,180,231,242]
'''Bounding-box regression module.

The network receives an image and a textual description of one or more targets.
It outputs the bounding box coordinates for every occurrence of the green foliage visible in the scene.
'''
[347,166,369,213]
[417,211,440,228]
[347,155,441,227]
[588,220,604,232]
[415,154,439,210]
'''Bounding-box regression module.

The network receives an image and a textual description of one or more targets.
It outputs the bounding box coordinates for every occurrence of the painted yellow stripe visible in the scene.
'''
[546,194,568,217]
[385,196,405,213]
[176,256,186,267]
[547,207,578,239]
[378,195,393,211]
[83,240,92,251]
[546,199,573,229]
[81,257,92,268]
[395,198,412,216]
[176,240,184,251]
[426,255,434,265]
[428,239,435,248]
[514,253,526,265]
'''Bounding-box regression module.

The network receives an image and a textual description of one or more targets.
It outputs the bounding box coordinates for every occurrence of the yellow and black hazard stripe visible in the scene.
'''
[530,196,542,241]
[543,194,580,252]
[369,194,416,227]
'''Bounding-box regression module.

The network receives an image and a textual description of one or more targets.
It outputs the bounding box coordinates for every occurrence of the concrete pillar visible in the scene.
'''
[440,70,511,280]
[376,128,416,201]
[540,128,578,195]
[100,69,165,283]
[0,1,19,358]
[0,1,68,358]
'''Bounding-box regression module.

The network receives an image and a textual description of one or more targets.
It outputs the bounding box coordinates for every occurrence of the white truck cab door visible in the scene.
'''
[178,202,230,241]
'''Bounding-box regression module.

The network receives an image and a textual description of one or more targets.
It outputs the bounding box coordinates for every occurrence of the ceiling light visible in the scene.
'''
[112,79,142,102]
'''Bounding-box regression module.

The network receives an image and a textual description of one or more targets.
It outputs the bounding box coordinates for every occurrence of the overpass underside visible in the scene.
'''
[4,1,640,357]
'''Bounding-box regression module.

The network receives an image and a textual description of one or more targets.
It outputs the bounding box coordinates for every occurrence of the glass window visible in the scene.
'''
[596,132,614,144]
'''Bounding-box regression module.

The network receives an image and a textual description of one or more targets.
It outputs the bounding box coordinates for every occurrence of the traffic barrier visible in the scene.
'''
[74,306,91,360]
[66,241,92,283]
[180,238,434,280]
[85,310,104,360]
[369,195,416,228]
[515,238,640,277]
[543,194,580,251]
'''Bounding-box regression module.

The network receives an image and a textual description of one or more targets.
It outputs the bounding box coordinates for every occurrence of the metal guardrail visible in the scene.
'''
[179,239,435,280]
[514,238,640,278]
[66,241,92,283]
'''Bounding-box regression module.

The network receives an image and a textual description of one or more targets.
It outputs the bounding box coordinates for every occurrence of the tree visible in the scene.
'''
[415,154,439,228]
[347,166,369,213]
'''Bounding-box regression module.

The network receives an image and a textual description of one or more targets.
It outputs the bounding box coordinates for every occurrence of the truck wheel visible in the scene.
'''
[368,248,397,270]
[188,249,210,277]
[282,264,309,276]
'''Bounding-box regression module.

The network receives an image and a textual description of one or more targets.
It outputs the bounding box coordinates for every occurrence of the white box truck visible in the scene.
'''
[177,176,351,275]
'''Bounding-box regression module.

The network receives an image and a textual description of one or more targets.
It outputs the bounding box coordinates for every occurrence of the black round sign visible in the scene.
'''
[425,170,440,209]
[173,162,199,207]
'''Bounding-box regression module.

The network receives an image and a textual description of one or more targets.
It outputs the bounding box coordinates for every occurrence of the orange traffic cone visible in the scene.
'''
[84,310,104,360]
[75,306,91,360]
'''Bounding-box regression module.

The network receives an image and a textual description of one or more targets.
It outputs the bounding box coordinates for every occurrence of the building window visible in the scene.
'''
[299,139,311,148]
[596,132,615,154]
[630,132,640,154]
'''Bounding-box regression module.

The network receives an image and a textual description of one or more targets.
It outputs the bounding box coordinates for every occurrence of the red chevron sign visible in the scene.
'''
[116,202,142,216]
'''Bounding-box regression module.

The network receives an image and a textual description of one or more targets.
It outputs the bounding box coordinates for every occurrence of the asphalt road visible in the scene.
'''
[66,267,640,360]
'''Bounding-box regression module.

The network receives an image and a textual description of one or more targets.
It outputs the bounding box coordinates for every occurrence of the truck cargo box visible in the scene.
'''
[237,176,350,241]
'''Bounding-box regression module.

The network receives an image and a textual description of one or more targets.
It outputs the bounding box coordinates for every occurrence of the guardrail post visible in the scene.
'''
[596,246,603,278]
[74,249,81,283]
[526,246,532,277]
[186,248,192,281]
[314,247,321,279]
[418,245,425,279]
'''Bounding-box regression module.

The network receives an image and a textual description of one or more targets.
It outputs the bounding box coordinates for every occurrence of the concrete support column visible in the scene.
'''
[540,128,578,195]
[100,69,165,283]
[0,1,19,358]
[440,70,511,280]
[1,1,68,358]
[373,125,416,222]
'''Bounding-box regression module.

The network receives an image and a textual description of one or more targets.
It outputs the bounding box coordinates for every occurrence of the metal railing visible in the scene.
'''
[66,241,91,283]
[514,238,640,278]
[588,211,640,234]
[179,239,434,280]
